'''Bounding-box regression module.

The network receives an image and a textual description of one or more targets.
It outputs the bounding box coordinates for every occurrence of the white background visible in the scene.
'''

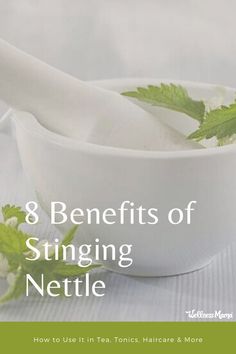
[0,0,236,84]
[0,0,235,321]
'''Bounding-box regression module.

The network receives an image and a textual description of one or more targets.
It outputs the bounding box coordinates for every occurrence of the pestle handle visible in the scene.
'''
[0,39,201,150]
[0,38,114,141]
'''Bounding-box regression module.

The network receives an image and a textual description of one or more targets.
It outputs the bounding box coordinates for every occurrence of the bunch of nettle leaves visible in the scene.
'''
[123,83,236,145]
[0,205,99,304]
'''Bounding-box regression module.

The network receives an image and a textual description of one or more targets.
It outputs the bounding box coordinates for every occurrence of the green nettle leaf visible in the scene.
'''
[57,225,78,260]
[22,260,61,290]
[60,225,78,247]
[189,102,236,141]
[53,263,100,279]
[0,224,34,271]
[0,224,30,255]
[2,204,27,227]
[122,84,205,122]
[0,205,100,304]
[22,258,59,275]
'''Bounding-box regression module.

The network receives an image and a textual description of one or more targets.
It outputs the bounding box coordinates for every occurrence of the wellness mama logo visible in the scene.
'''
[185,309,233,320]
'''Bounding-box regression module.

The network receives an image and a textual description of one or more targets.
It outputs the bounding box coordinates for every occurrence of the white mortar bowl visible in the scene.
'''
[12,79,236,276]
